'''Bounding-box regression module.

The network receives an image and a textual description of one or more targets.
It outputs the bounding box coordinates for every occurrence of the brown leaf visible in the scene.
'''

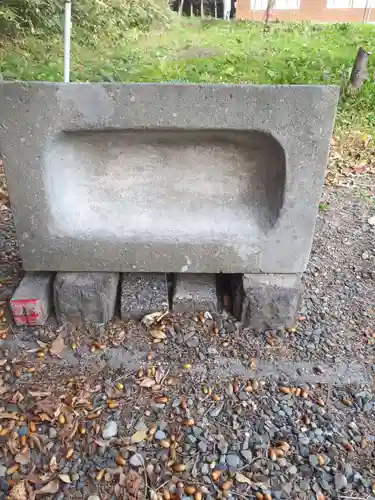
[35,479,59,495]
[112,330,126,347]
[58,474,71,484]
[149,330,166,340]
[35,340,48,349]
[0,412,19,420]
[28,391,51,398]
[95,438,109,447]
[155,366,165,384]
[49,334,65,357]
[36,413,51,422]
[25,473,40,485]
[236,472,251,484]
[25,481,36,500]
[125,470,141,497]
[131,430,147,443]
[49,455,58,473]
[29,434,45,453]
[0,190,9,207]
[141,311,164,327]
[9,481,27,500]
[139,378,155,388]
[15,449,31,465]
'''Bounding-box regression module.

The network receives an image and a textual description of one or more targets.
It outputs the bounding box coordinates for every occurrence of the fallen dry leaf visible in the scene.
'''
[131,430,148,443]
[28,391,51,398]
[37,412,51,422]
[0,189,9,206]
[28,434,44,453]
[95,438,109,447]
[141,311,164,327]
[15,449,31,465]
[49,455,58,473]
[111,330,126,347]
[124,470,142,497]
[140,378,155,388]
[58,474,71,484]
[35,340,48,349]
[0,412,19,420]
[9,481,27,500]
[155,366,165,384]
[149,330,166,340]
[49,334,65,357]
[35,479,59,495]
[235,471,252,485]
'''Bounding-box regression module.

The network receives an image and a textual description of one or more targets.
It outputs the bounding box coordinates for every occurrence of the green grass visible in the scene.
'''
[1,17,375,133]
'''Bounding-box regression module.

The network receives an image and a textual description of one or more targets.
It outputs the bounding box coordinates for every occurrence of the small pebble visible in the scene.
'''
[198,440,208,453]
[49,427,57,439]
[226,454,240,469]
[102,420,118,439]
[130,453,144,467]
[335,473,348,491]
[155,430,167,440]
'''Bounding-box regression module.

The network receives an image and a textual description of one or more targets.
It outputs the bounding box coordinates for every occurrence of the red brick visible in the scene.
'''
[10,273,53,326]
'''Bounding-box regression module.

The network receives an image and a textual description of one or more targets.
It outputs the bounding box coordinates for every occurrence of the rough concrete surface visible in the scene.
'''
[120,273,169,320]
[0,82,339,274]
[240,274,302,329]
[54,272,119,324]
[173,273,218,312]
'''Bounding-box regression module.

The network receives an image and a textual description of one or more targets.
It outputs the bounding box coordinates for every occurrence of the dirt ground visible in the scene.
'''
[0,134,374,500]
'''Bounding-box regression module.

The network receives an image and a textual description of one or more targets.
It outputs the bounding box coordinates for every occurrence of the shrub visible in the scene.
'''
[0,0,170,38]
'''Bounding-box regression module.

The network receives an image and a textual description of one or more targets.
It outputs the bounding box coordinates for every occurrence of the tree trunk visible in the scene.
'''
[214,0,217,18]
[201,0,204,17]
[190,0,193,16]
[349,47,369,90]
[178,0,185,15]
[264,0,274,27]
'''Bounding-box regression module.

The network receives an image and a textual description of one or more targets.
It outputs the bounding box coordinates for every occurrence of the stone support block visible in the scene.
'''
[240,274,302,330]
[54,272,119,324]
[120,273,168,320]
[173,273,217,313]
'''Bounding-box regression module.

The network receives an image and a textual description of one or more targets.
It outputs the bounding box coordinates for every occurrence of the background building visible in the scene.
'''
[236,0,375,23]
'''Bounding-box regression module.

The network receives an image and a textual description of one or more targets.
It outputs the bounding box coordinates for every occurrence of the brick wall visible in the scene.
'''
[236,0,375,23]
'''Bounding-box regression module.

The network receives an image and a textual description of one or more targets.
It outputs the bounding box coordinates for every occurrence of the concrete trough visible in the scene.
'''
[1,82,339,327]
[0,82,338,275]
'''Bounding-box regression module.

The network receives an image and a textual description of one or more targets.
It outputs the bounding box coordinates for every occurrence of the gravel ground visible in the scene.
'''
[0,135,374,500]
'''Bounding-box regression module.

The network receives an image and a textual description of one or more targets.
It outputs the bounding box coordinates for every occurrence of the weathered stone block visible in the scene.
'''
[120,273,168,320]
[10,273,53,326]
[1,82,338,274]
[173,274,217,312]
[240,274,302,330]
[54,272,119,324]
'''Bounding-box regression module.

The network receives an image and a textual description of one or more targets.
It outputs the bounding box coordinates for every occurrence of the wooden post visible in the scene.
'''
[349,47,370,91]
[264,0,274,27]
